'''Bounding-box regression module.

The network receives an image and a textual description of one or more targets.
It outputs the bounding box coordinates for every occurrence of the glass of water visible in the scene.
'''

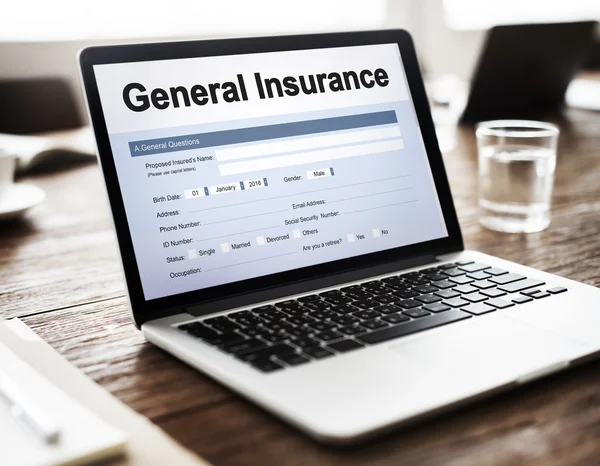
[476,120,559,233]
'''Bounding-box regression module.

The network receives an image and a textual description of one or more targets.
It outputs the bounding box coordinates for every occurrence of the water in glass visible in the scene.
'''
[479,144,555,233]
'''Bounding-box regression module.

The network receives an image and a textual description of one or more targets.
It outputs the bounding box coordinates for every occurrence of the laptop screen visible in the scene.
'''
[93,43,448,301]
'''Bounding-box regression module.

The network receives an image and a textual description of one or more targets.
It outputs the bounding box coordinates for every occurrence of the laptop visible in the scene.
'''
[460,21,598,123]
[79,30,600,444]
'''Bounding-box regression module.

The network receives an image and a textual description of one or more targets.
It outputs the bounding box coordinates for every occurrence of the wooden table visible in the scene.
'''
[2,108,600,466]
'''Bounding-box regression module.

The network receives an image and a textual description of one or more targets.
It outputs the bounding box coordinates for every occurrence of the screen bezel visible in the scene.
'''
[79,29,463,327]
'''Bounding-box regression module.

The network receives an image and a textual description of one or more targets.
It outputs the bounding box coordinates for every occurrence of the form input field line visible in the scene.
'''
[204,252,299,272]
[215,125,402,162]
[195,226,279,242]
[328,187,415,204]
[218,138,404,176]
[204,210,287,225]
[344,199,418,215]
[188,175,412,213]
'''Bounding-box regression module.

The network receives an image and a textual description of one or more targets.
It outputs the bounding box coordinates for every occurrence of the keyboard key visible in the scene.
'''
[533,291,550,298]
[456,260,474,266]
[463,293,489,303]
[424,273,448,282]
[320,290,344,299]
[212,332,247,348]
[397,299,421,309]
[472,280,496,290]
[393,290,420,299]
[467,271,490,280]
[423,303,451,313]
[357,310,471,344]
[481,288,506,298]
[250,359,284,373]
[444,297,470,308]
[430,279,456,289]
[512,295,533,304]
[333,304,359,315]
[372,294,397,305]
[291,337,321,349]
[253,305,279,314]
[344,290,373,300]
[302,300,331,311]
[382,313,411,324]
[522,289,544,297]
[484,268,508,276]
[338,325,367,336]
[261,332,288,343]
[330,315,359,326]
[434,289,460,299]
[309,310,337,320]
[314,330,344,342]
[322,295,352,306]
[441,268,465,277]
[303,346,335,359]
[459,263,490,273]
[328,339,365,353]
[275,300,302,310]
[308,321,337,332]
[489,273,526,285]
[374,304,403,315]
[415,294,442,304]
[228,310,253,320]
[361,319,389,330]
[449,275,474,285]
[486,298,514,309]
[239,326,262,338]
[413,285,439,294]
[383,282,411,292]
[224,338,267,354]
[548,286,568,294]
[276,353,310,366]
[353,299,379,309]
[403,308,431,318]
[298,294,320,303]
[461,302,496,315]
[438,263,458,270]
[237,343,297,362]
[403,277,430,285]
[326,295,354,306]
[498,279,545,293]
[454,284,478,294]
[354,309,380,320]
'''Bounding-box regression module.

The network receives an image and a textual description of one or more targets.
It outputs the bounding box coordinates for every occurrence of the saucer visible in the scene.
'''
[0,183,46,221]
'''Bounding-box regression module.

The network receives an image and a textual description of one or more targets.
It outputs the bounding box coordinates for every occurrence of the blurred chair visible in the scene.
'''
[0,78,82,134]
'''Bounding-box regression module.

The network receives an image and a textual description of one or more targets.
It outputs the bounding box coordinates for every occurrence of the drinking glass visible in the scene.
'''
[476,120,559,233]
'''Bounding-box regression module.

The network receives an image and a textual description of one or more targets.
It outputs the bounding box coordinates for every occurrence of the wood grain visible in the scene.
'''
[4,106,600,466]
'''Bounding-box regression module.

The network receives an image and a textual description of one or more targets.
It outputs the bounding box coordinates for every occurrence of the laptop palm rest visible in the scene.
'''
[388,314,588,388]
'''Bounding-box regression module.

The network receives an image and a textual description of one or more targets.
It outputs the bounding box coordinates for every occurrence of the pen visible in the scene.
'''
[0,368,61,444]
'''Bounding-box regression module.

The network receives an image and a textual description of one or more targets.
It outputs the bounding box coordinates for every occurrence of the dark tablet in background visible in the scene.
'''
[460,21,598,123]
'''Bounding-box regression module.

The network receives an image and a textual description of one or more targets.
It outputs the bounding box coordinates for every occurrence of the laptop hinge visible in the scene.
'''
[186,254,439,318]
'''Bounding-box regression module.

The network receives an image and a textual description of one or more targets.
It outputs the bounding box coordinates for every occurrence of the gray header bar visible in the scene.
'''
[128,111,397,157]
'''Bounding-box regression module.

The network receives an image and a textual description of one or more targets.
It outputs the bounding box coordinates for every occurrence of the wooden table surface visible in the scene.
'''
[2,108,600,466]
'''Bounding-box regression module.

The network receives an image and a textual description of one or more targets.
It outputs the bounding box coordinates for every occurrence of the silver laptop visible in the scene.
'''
[79,30,600,444]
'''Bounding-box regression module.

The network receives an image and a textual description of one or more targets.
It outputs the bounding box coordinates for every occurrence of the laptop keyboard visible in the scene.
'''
[177,261,568,373]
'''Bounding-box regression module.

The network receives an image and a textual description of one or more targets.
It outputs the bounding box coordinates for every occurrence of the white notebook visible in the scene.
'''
[0,335,127,466]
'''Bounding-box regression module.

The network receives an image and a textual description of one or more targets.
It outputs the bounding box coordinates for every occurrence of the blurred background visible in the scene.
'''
[1,0,599,134]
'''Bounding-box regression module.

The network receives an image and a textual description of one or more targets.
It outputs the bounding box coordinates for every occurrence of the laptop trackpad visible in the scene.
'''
[388,314,588,384]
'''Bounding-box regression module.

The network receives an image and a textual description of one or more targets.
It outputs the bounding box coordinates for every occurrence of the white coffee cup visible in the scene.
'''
[0,150,16,201]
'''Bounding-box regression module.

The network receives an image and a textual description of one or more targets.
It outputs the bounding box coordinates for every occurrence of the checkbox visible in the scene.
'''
[188,249,197,259]
[256,236,265,246]
[220,243,230,253]
[347,233,355,243]
[372,229,381,238]
[292,229,301,239]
